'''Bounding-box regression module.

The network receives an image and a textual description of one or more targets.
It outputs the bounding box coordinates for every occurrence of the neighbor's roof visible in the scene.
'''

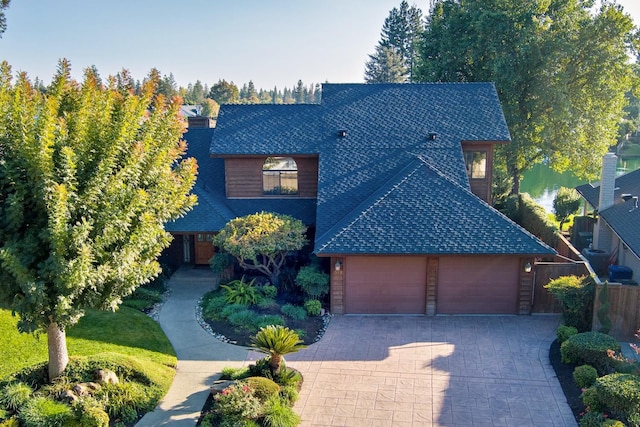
[576,168,640,258]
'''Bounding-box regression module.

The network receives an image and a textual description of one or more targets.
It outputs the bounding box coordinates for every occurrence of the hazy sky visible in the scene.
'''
[2,0,639,90]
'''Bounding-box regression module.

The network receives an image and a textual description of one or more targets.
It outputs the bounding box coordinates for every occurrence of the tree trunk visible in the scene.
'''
[47,322,69,381]
[269,354,282,375]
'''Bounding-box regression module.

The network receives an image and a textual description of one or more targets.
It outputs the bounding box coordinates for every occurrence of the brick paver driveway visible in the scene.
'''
[286,315,577,427]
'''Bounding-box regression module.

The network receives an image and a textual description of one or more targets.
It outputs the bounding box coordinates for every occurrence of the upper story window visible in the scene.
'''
[464,151,487,179]
[263,157,298,195]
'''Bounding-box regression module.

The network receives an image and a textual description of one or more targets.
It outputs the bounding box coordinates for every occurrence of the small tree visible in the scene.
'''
[0,61,197,380]
[251,325,307,375]
[553,187,582,231]
[295,265,330,300]
[213,212,307,286]
[545,275,595,332]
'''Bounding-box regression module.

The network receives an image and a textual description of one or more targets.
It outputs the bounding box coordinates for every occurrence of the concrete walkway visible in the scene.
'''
[137,266,577,426]
[136,267,256,426]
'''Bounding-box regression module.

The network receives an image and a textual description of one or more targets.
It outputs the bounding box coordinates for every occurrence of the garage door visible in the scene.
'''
[437,256,519,314]
[345,256,427,314]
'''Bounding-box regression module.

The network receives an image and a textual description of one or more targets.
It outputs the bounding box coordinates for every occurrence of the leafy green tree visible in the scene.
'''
[0,60,197,380]
[213,212,307,286]
[200,98,219,118]
[251,325,307,375]
[553,187,581,231]
[0,0,10,37]
[417,0,638,193]
[208,79,239,104]
[365,0,423,82]
[364,45,407,83]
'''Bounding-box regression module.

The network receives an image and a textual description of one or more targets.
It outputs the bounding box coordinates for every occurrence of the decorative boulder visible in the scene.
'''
[94,369,119,385]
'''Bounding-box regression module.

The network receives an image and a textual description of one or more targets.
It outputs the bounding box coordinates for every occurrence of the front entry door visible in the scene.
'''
[194,233,215,265]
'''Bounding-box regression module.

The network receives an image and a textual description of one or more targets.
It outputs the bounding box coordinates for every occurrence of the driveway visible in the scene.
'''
[285,315,576,427]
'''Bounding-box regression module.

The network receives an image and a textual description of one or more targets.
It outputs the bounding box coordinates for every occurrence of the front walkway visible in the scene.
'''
[136,267,256,426]
[137,266,577,426]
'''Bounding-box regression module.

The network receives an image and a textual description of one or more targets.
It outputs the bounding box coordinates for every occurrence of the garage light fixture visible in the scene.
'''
[334,260,342,271]
[524,261,532,273]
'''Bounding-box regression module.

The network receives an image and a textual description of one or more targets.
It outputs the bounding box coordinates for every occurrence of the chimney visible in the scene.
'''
[593,152,617,252]
[598,152,617,211]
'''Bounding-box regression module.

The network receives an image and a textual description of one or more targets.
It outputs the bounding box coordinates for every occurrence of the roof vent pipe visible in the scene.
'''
[338,130,347,138]
[428,132,438,141]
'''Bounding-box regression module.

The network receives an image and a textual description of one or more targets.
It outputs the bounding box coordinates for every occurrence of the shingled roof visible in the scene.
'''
[576,168,640,259]
[173,83,554,256]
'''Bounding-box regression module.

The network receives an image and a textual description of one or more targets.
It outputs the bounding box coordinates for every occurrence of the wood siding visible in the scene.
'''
[437,256,519,314]
[344,256,427,314]
[461,142,495,204]
[225,156,318,198]
[330,257,345,314]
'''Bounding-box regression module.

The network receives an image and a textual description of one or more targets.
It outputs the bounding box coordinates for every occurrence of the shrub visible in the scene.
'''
[502,193,558,247]
[579,410,606,427]
[210,251,234,280]
[0,417,19,427]
[228,309,259,331]
[221,303,250,320]
[295,266,330,300]
[260,285,278,300]
[18,397,73,427]
[0,382,32,411]
[95,381,149,423]
[221,277,262,306]
[594,373,640,422]
[574,365,598,388]
[262,396,300,427]
[220,367,250,381]
[280,304,307,321]
[597,282,612,335]
[244,377,280,403]
[603,420,626,426]
[304,299,322,316]
[213,382,263,420]
[73,398,109,427]
[545,275,595,331]
[581,386,604,412]
[254,315,285,330]
[561,331,620,374]
[557,325,578,344]
[279,386,299,406]
[202,295,228,321]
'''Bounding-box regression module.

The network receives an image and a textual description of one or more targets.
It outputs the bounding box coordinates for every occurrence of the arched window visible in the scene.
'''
[263,157,298,195]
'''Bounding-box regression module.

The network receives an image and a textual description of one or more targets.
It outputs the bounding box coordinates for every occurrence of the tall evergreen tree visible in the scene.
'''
[364,1,423,83]
[208,79,239,104]
[0,0,9,37]
[246,80,259,103]
[0,60,197,380]
[417,0,638,194]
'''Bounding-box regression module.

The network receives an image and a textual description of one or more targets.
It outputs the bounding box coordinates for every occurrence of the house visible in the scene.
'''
[166,83,555,315]
[576,153,640,282]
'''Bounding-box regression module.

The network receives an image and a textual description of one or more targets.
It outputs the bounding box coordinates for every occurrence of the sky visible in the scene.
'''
[2,0,640,91]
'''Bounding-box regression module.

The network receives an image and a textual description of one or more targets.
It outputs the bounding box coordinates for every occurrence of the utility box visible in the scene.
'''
[609,265,633,282]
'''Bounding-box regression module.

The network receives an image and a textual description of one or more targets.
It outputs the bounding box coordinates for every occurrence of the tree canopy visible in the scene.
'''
[0,0,9,37]
[213,212,307,286]
[416,0,639,193]
[0,60,197,380]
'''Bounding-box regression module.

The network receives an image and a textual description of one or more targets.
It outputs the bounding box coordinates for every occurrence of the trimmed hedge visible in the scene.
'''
[595,373,640,423]
[561,331,620,374]
[501,193,558,248]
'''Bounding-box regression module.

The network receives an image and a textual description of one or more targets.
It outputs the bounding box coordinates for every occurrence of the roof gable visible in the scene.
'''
[315,158,554,255]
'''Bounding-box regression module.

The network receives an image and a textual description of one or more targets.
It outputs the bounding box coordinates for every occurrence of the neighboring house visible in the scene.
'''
[576,153,640,282]
[166,83,555,315]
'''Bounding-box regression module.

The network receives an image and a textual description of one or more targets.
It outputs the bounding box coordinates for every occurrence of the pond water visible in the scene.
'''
[519,157,640,212]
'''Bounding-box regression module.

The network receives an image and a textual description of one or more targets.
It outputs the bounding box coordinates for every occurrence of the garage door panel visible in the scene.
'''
[437,256,519,314]
[345,257,426,314]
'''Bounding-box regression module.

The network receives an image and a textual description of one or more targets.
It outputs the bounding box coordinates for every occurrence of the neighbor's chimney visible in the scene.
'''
[598,152,617,211]
[593,152,617,252]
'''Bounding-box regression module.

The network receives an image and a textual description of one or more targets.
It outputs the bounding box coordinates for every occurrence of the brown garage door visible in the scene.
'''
[345,256,427,314]
[437,256,519,314]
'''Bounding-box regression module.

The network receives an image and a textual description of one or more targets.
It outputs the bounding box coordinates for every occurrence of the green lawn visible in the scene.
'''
[0,306,176,381]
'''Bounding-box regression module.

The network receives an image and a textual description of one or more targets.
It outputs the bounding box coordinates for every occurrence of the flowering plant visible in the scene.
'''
[214,381,263,420]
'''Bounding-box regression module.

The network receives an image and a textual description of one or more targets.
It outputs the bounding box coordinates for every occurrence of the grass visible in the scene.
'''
[0,306,176,381]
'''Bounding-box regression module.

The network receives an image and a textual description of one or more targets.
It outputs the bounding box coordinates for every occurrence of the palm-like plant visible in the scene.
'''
[251,325,307,375]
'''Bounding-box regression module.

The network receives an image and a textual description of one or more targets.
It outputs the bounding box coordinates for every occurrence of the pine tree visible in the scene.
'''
[364,1,424,83]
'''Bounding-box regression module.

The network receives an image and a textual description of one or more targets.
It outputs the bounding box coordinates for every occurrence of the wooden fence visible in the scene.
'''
[532,261,590,313]
[593,283,640,342]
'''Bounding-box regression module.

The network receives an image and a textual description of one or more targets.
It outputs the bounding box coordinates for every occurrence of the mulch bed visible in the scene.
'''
[549,339,584,423]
